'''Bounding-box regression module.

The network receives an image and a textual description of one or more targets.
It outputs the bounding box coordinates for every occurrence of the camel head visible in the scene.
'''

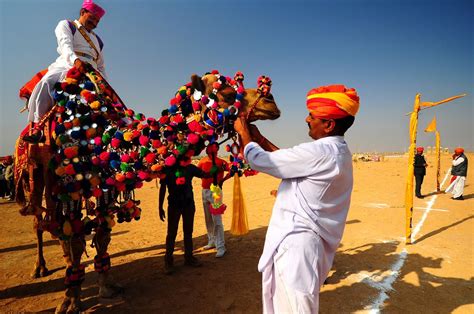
[191,72,280,122]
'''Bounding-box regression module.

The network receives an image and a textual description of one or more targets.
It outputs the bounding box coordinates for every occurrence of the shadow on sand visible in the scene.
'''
[1,227,472,312]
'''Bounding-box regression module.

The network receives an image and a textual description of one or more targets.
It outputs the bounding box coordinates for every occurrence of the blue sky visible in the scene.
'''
[0,0,472,156]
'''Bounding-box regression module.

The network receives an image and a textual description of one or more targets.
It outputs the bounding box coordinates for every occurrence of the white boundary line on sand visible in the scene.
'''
[364,168,451,313]
[411,169,451,242]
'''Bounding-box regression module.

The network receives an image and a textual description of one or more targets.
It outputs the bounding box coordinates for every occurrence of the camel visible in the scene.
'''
[14,69,280,313]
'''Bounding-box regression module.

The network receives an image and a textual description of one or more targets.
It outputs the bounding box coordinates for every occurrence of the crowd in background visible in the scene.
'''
[0,157,14,201]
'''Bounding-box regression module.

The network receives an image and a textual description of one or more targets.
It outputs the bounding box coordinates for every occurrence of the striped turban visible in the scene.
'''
[306,85,359,119]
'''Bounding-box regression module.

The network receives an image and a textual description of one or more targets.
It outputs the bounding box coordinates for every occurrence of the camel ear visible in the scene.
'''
[191,74,205,93]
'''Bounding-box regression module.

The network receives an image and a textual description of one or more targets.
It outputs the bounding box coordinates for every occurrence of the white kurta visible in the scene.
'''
[28,19,106,122]
[244,136,353,313]
[445,156,466,198]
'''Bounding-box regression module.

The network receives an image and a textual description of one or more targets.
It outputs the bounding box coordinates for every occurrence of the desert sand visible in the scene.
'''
[0,152,473,313]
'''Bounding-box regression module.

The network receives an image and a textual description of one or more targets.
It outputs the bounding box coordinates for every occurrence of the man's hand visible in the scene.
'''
[234,116,252,147]
[159,208,166,222]
[74,58,87,73]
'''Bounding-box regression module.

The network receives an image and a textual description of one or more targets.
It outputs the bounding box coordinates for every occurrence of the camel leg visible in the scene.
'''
[30,165,49,278]
[55,236,85,314]
[94,227,123,298]
[31,215,49,278]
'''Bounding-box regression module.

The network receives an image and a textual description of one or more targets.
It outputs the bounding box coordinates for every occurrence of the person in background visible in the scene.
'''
[159,163,206,274]
[197,143,231,258]
[445,147,468,200]
[5,160,15,201]
[414,146,428,198]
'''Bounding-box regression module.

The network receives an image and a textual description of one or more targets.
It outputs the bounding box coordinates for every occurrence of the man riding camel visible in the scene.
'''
[24,0,106,143]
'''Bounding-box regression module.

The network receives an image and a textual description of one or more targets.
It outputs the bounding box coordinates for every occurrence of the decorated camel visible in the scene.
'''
[15,67,280,312]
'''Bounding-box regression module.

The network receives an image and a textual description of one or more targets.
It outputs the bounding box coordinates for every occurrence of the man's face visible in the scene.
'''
[305,113,333,140]
[81,11,100,31]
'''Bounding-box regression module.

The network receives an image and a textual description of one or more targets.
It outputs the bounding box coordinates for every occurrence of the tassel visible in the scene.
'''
[231,173,249,235]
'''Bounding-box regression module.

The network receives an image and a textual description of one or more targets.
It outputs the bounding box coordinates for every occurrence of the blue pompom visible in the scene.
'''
[114,131,124,140]
[169,105,178,114]
[83,81,95,91]
[236,94,243,101]
[109,152,120,161]
[55,124,66,135]
[70,130,81,139]
[110,160,121,169]
[224,109,230,117]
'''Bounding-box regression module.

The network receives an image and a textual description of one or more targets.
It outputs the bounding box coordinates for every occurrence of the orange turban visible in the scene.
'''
[306,85,359,119]
[454,147,464,154]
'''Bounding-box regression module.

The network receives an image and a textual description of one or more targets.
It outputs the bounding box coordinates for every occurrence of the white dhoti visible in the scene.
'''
[27,67,68,123]
[202,189,225,250]
[445,176,466,198]
[261,233,332,314]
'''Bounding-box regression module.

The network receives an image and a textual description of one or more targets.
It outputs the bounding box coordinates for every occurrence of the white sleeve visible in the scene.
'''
[452,157,465,166]
[55,20,78,68]
[244,142,330,179]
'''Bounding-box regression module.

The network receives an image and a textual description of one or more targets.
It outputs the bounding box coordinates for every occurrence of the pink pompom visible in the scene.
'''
[130,151,139,160]
[121,154,131,163]
[237,86,245,93]
[99,152,110,161]
[91,156,100,165]
[125,172,135,180]
[234,101,242,109]
[111,138,121,148]
[207,129,214,136]
[151,139,162,148]
[165,155,176,167]
[135,181,143,189]
[187,133,200,145]
[94,136,102,145]
[192,102,201,111]
[188,120,203,132]
[138,171,149,180]
[145,153,156,164]
[139,135,149,146]
[105,177,116,185]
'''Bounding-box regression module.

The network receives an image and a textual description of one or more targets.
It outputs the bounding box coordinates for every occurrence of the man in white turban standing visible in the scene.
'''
[234,84,360,313]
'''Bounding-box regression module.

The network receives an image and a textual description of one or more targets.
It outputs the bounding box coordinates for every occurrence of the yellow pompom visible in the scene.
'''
[123,131,134,142]
[90,101,101,110]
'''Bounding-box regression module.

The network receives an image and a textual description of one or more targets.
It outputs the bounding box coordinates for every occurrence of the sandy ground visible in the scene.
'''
[0,152,473,313]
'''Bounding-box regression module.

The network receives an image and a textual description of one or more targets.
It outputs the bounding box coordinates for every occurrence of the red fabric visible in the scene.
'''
[19,69,48,100]
[450,175,457,184]
[197,156,229,189]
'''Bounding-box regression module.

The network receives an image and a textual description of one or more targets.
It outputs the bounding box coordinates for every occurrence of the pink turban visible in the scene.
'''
[82,0,105,19]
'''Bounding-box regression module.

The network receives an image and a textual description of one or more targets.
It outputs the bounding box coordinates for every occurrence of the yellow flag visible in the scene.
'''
[420,94,466,109]
[424,115,437,133]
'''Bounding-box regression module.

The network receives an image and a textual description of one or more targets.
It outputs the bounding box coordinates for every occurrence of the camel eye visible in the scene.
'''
[264,94,274,101]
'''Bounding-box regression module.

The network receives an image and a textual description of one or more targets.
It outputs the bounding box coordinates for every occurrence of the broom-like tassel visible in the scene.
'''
[230,173,249,235]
